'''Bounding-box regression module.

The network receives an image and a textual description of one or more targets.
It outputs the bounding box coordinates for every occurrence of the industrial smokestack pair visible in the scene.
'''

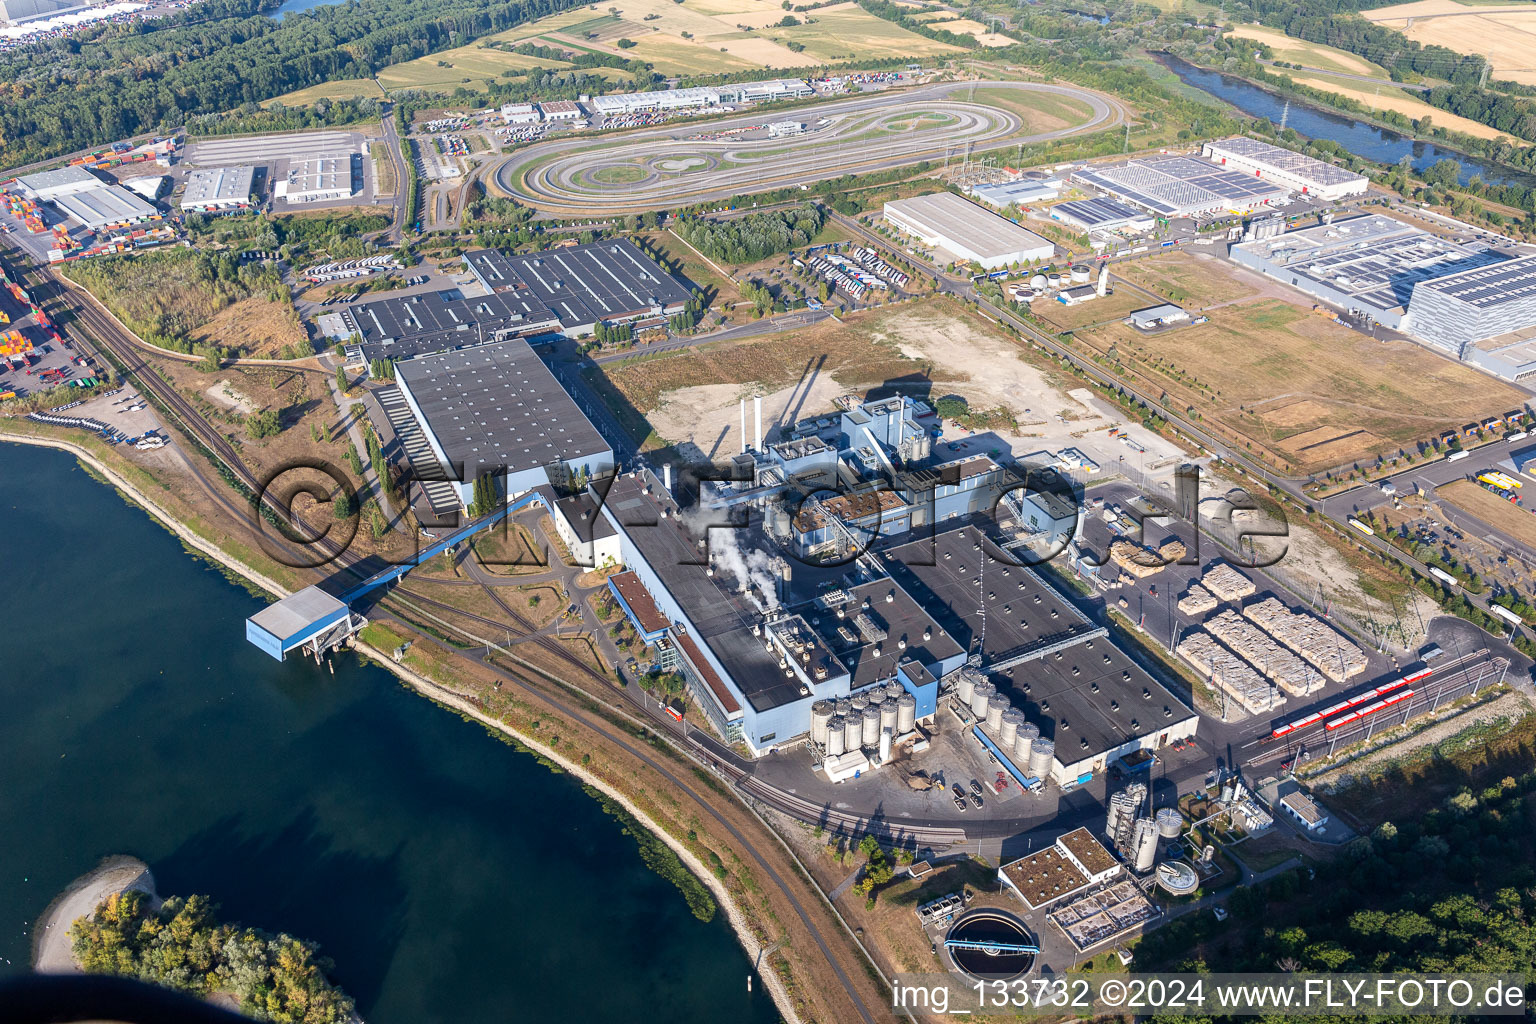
[739,397,763,454]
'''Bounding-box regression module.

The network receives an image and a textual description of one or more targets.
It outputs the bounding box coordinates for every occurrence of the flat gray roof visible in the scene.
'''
[465,239,691,330]
[52,185,158,228]
[885,192,1054,261]
[15,165,101,196]
[248,585,347,644]
[395,336,611,482]
[182,165,255,207]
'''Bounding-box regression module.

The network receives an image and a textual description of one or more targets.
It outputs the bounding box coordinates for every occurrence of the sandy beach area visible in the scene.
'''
[32,856,157,973]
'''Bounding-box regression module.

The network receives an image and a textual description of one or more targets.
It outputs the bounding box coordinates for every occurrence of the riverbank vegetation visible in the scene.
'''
[70,889,355,1024]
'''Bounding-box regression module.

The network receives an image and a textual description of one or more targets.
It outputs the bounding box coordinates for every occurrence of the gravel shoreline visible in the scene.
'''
[32,856,157,973]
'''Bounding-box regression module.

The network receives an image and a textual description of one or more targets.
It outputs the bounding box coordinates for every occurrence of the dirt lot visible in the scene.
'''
[1030,287,1154,332]
[1113,251,1262,310]
[1074,275,1526,474]
[1439,478,1536,550]
[190,296,310,359]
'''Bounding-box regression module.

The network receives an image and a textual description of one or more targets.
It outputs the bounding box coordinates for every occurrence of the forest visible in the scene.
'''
[675,203,825,265]
[0,0,583,165]
[70,889,355,1024]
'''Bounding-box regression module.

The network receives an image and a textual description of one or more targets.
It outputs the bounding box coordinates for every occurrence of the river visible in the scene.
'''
[264,0,344,18]
[0,442,780,1023]
[1159,54,1536,190]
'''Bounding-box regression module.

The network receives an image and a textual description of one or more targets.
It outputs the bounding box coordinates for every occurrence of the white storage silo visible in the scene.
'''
[885,681,904,702]
[969,682,992,719]
[879,727,892,762]
[842,716,860,752]
[1133,817,1159,872]
[1070,264,1090,283]
[985,694,1008,732]
[826,718,846,757]
[897,693,916,734]
[879,700,899,735]
[1014,723,1038,766]
[861,707,881,748]
[956,672,976,705]
[811,701,834,747]
[1155,807,1184,840]
[851,693,869,713]
[1028,737,1054,779]
[1000,708,1023,749]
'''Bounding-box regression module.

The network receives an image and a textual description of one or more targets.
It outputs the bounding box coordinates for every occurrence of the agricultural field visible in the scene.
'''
[1070,254,1526,473]
[1365,0,1536,86]
[375,43,578,93]
[753,3,967,62]
[1438,479,1536,550]
[268,79,386,106]
[1286,73,1515,142]
[1228,24,1390,78]
[901,16,1013,46]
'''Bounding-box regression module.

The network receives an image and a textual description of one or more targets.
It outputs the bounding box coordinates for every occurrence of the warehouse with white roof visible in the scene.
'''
[181,165,256,212]
[1202,137,1369,200]
[884,191,1055,270]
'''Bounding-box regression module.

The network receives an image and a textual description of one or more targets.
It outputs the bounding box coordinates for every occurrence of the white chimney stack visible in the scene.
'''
[740,399,747,455]
[754,396,762,452]
[663,464,671,491]
[1097,264,1109,298]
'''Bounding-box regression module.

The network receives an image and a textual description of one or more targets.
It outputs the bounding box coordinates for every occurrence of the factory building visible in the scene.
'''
[1050,197,1153,234]
[1230,214,1504,330]
[0,0,75,20]
[276,154,354,203]
[50,184,159,231]
[180,165,256,213]
[1202,137,1369,201]
[1071,154,1289,219]
[393,337,613,511]
[966,177,1062,208]
[463,240,691,336]
[13,165,105,201]
[998,827,1121,909]
[539,100,583,121]
[884,191,1055,270]
[500,103,541,124]
[342,288,563,362]
[589,78,810,116]
[1407,254,1536,381]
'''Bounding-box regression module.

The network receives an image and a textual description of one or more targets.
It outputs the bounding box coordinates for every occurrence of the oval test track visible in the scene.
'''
[494,80,1123,215]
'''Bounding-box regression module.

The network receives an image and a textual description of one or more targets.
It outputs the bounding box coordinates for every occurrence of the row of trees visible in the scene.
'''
[71,890,354,1024]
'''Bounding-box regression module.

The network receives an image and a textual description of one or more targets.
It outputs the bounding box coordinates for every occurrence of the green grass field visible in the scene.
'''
[375,44,573,92]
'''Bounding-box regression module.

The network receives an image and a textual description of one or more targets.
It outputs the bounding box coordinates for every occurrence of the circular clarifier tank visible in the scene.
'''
[945,910,1036,980]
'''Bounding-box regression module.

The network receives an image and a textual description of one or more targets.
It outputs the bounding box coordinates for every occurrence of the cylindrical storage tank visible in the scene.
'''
[1047,273,1063,288]
[1071,264,1090,283]
[985,694,1008,732]
[1000,708,1023,749]
[842,716,861,751]
[1155,807,1183,839]
[897,693,916,734]
[836,699,853,719]
[885,681,904,702]
[1029,273,1047,290]
[851,693,869,713]
[1133,818,1158,872]
[811,701,834,747]
[969,682,992,719]
[878,727,892,762]
[1014,723,1038,766]
[879,701,899,735]
[861,707,881,748]
[1028,737,1054,778]
[825,718,846,757]
[956,672,976,705]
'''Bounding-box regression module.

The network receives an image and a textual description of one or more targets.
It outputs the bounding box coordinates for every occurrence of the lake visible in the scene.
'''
[0,441,780,1024]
